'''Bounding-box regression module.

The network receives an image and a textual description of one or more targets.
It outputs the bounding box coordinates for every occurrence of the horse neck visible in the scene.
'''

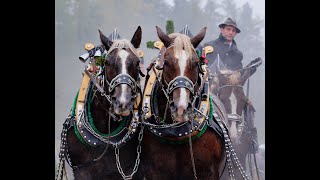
[240,68,252,85]
[90,94,122,134]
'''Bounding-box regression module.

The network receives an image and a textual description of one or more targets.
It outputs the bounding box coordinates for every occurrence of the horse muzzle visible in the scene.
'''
[111,93,136,117]
[170,101,193,123]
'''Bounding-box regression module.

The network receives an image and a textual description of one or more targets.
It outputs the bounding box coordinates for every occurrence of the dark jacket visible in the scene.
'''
[201,34,243,71]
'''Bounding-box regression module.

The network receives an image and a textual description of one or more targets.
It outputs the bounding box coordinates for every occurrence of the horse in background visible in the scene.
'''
[56,26,145,180]
[209,57,262,180]
[140,26,226,180]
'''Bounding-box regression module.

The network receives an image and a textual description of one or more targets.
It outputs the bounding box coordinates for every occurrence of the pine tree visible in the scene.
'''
[146,20,175,49]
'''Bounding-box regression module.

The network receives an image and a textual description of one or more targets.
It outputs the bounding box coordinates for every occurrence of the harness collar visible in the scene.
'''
[142,64,211,142]
[140,41,220,143]
[74,63,141,147]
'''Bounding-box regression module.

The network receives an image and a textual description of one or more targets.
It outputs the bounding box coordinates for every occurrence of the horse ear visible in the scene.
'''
[98,29,113,51]
[131,26,142,48]
[190,27,207,48]
[156,26,173,48]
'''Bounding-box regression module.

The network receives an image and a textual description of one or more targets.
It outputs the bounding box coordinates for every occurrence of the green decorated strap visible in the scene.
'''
[196,49,201,58]
[70,91,89,146]
[73,84,128,146]
[87,85,127,137]
[208,95,214,124]
[71,91,79,117]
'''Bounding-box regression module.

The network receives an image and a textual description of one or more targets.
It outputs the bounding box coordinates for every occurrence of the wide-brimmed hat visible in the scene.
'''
[219,18,241,33]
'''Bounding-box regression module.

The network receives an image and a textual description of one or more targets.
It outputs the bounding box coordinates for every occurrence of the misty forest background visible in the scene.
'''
[55,0,265,163]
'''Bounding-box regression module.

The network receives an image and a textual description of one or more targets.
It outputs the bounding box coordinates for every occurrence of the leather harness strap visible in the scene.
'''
[155,46,167,70]
[75,65,92,124]
[85,69,105,95]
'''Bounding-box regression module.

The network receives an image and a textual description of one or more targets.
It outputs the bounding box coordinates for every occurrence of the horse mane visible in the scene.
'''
[106,39,140,58]
[218,69,241,85]
[168,33,195,63]
[228,71,241,85]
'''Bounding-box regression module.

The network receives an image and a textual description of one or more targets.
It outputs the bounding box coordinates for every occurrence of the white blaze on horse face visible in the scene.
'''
[176,50,188,110]
[230,90,237,115]
[230,121,237,141]
[118,50,129,104]
[229,89,238,140]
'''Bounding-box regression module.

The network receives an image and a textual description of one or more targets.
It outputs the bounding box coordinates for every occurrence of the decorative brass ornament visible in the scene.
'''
[204,46,214,56]
[154,41,164,49]
[137,50,144,58]
[84,43,95,51]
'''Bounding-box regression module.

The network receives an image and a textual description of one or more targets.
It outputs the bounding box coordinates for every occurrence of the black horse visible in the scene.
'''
[56,26,145,180]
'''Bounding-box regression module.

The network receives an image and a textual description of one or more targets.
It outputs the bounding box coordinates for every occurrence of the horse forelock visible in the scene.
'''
[168,33,195,63]
[228,71,241,85]
[106,39,139,58]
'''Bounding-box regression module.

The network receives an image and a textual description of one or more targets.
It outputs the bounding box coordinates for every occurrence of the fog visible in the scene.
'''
[55,0,265,178]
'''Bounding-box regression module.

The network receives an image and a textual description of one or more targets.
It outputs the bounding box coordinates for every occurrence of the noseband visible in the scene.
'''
[217,84,243,96]
[166,76,195,95]
[108,73,138,94]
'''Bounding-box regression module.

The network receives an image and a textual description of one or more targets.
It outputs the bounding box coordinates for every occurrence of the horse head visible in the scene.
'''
[155,26,206,123]
[209,58,262,144]
[99,26,142,116]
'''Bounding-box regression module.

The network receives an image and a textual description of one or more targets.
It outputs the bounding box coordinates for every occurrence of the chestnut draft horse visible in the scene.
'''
[140,26,229,180]
[56,26,145,180]
[209,57,263,180]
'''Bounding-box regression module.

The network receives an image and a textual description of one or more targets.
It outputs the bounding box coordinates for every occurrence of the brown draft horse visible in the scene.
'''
[140,26,226,180]
[209,57,262,180]
[56,26,145,180]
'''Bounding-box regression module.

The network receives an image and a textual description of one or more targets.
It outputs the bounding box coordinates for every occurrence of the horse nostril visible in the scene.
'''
[170,101,175,107]
[111,97,119,106]
[131,95,136,101]
[188,102,192,109]
[170,103,177,112]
